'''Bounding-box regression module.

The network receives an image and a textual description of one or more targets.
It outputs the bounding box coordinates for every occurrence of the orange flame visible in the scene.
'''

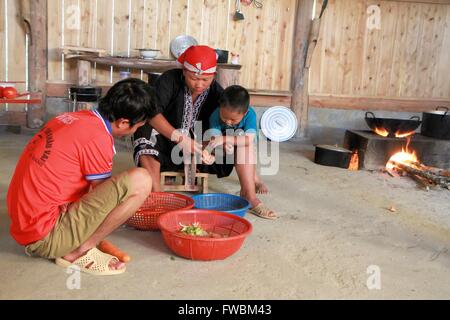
[374,127,389,137]
[386,137,418,170]
[348,152,359,171]
[395,130,415,138]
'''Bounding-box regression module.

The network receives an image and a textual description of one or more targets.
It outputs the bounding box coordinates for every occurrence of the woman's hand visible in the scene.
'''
[224,142,234,154]
[201,149,216,165]
[207,135,225,149]
[178,135,203,155]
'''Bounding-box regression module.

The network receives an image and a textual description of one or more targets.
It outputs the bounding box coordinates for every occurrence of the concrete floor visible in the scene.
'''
[1,130,450,299]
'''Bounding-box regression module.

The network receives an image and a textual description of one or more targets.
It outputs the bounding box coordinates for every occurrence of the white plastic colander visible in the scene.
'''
[260,106,298,142]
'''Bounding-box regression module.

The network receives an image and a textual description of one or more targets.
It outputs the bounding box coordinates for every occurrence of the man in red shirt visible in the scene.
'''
[7,78,157,275]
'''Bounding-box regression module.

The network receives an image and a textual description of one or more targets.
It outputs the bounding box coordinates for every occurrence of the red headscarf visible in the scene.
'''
[177,45,217,75]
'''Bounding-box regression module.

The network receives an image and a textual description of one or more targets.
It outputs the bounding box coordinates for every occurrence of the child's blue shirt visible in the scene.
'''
[209,107,258,136]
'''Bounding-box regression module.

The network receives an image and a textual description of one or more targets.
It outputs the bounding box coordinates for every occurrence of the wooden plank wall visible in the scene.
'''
[0,0,27,113]
[310,0,450,100]
[46,0,297,91]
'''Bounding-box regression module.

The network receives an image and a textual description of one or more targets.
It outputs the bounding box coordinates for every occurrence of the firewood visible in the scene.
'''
[392,161,450,188]
[406,172,434,191]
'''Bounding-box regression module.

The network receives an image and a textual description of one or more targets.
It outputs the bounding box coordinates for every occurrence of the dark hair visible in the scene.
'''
[98,78,157,126]
[219,85,250,113]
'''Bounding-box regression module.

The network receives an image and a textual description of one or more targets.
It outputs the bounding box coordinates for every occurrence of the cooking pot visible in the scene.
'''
[314,145,353,169]
[215,49,229,64]
[69,86,102,102]
[421,107,450,140]
[365,112,421,137]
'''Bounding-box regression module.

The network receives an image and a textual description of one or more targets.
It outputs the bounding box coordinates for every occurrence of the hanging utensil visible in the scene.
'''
[319,0,329,19]
[234,0,245,21]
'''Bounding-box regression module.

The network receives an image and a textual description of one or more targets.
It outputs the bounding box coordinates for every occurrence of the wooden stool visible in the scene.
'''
[160,171,209,193]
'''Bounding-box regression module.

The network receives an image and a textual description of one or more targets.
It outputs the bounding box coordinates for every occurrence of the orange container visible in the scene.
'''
[126,193,194,231]
[157,209,252,261]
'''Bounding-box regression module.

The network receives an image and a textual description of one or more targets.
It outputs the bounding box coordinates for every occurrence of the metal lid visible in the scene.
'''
[315,145,352,153]
[260,106,298,142]
[170,35,198,58]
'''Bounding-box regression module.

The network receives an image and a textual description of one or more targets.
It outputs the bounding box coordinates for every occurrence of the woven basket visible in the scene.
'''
[125,192,194,231]
[192,193,250,217]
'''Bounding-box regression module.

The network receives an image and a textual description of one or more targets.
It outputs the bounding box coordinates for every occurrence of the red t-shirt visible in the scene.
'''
[7,110,115,245]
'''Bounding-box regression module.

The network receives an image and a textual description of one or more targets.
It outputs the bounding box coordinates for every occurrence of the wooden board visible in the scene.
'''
[0,0,27,113]
[47,0,63,82]
[44,0,297,91]
[79,0,97,49]
[170,0,188,48]
[156,0,171,58]
[7,0,26,87]
[309,94,450,111]
[95,0,114,84]
[309,0,450,100]
[0,0,5,82]
[142,0,158,51]
[130,0,145,79]
[64,0,80,82]
[41,0,450,96]
[187,0,204,43]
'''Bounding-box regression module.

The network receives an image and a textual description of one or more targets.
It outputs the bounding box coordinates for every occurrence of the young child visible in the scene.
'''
[207,85,277,220]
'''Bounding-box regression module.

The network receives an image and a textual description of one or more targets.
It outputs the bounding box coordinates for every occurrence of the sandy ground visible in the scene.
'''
[0,131,449,300]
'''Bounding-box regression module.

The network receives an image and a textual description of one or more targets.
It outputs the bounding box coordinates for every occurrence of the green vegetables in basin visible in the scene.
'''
[179,222,209,236]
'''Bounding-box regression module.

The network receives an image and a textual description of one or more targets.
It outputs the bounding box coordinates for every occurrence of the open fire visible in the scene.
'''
[385,138,450,190]
[374,127,389,137]
[386,139,417,171]
[373,127,416,138]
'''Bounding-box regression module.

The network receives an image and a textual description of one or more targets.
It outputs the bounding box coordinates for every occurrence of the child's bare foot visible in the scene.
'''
[255,182,269,194]
[254,174,269,194]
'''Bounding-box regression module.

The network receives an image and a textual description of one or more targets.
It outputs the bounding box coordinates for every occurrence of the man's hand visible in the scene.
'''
[59,203,70,214]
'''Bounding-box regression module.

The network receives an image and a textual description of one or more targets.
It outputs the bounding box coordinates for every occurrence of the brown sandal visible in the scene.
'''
[249,203,278,220]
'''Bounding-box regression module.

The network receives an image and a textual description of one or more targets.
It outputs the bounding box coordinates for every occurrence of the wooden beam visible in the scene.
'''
[46,82,293,108]
[249,90,292,107]
[387,0,450,5]
[26,0,47,129]
[216,68,239,88]
[0,111,27,127]
[77,60,92,86]
[46,82,113,98]
[309,95,450,112]
[291,0,315,138]
[77,56,241,72]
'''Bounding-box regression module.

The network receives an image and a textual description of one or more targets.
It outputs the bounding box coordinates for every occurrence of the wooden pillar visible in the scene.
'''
[77,60,92,86]
[291,0,315,138]
[24,0,47,128]
[216,68,240,88]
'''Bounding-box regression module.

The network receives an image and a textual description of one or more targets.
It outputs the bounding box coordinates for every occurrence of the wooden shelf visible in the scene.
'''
[0,93,42,104]
[77,56,241,72]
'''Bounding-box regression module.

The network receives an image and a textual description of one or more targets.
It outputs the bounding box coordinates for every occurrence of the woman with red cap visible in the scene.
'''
[133,45,225,181]
[133,45,276,219]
